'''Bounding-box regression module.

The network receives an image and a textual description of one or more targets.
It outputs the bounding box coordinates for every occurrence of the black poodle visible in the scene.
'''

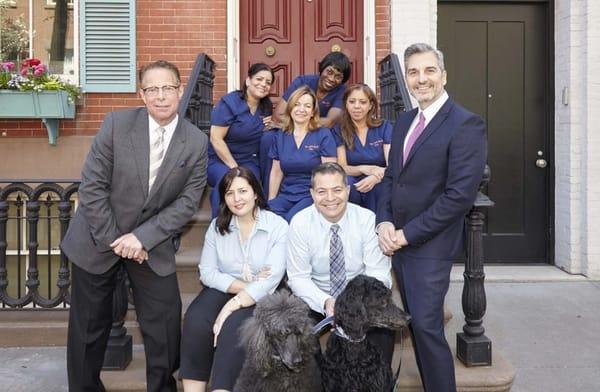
[233,290,322,392]
[320,275,411,392]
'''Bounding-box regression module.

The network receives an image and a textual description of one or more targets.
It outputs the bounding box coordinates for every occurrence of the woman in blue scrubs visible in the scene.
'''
[260,52,351,191]
[332,84,392,213]
[268,86,337,222]
[208,63,274,217]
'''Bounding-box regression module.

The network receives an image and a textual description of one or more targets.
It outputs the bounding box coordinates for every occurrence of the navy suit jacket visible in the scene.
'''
[376,97,487,260]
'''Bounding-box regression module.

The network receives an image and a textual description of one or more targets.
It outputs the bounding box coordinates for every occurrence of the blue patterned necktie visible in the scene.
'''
[329,224,346,298]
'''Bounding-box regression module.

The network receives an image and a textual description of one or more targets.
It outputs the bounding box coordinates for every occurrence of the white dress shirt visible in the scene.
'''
[199,209,288,302]
[148,114,178,151]
[287,203,392,314]
[403,90,449,151]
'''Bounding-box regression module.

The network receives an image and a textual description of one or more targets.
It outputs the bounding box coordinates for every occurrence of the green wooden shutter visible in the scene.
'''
[80,0,136,92]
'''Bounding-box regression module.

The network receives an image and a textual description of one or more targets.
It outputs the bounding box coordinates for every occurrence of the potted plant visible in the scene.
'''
[0,58,81,144]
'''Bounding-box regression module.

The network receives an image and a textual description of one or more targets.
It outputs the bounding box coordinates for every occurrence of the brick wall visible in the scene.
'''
[0,0,229,138]
[1,0,391,139]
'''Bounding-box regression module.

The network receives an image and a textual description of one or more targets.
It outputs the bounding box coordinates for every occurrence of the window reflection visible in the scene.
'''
[0,0,75,76]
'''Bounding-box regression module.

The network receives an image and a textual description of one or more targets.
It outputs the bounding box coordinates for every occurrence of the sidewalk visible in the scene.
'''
[1,266,599,392]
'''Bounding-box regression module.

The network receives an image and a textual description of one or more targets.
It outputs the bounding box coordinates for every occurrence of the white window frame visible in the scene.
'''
[8,0,80,84]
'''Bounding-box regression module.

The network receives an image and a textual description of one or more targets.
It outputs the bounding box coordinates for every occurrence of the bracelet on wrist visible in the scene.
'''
[231,295,242,309]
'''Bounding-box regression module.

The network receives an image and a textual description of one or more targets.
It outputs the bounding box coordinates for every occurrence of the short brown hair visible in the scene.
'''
[138,60,181,86]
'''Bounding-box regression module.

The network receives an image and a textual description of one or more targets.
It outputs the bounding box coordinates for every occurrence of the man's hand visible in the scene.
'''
[110,233,145,261]
[324,297,336,318]
[377,222,405,256]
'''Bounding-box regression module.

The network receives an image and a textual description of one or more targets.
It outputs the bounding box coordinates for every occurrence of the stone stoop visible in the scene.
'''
[99,340,515,392]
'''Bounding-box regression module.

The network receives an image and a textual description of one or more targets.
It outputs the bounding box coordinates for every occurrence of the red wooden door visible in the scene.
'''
[240,0,363,99]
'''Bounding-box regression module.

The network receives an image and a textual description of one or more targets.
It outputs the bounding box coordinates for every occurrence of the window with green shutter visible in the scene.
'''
[80,0,136,92]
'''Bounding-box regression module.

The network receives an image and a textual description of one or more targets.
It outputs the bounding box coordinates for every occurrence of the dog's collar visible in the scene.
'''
[334,325,366,343]
[311,316,366,343]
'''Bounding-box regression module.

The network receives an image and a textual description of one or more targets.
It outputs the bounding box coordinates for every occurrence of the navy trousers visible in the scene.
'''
[391,254,456,392]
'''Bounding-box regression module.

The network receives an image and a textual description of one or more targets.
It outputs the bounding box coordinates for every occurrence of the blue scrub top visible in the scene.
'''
[332,121,392,167]
[209,91,270,165]
[282,75,346,117]
[269,127,337,201]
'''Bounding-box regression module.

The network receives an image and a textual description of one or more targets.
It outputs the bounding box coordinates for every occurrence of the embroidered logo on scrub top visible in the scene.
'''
[305,144,320,151]
[369,139,384,147]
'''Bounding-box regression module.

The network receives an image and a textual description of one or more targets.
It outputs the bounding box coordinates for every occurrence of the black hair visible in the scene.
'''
[318,52,352,84]
[311,162,348,188]
[215,167,268,235]
[240,63,274,116]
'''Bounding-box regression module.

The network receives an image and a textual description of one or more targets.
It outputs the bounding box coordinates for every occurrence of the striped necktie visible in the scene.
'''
[329,224,346,298]
[148,127,166,191]
[403,112,426,164]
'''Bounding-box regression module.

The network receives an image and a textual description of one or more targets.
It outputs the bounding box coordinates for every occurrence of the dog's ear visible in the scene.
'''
[334,277,368,338]
[238,316,273,375]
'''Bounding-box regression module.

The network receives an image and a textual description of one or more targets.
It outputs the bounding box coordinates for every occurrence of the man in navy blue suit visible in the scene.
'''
[376,43,487,391]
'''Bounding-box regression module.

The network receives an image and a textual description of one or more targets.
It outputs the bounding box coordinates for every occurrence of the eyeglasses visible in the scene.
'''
[142,85,180,97]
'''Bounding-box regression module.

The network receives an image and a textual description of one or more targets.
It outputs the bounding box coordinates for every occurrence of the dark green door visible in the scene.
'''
[438,1,551,263]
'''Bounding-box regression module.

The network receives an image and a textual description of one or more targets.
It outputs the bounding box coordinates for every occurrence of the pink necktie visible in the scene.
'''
[403,112,425,164]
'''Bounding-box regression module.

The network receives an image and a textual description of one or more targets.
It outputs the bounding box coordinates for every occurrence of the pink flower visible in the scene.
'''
[2,62,15,71]
[33,64,47,77]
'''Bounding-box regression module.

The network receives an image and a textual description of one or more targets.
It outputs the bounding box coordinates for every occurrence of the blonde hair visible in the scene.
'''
[281,85,320,133]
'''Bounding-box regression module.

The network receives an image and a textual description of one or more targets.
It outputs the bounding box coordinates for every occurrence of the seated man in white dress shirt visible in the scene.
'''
[286,162,395,366]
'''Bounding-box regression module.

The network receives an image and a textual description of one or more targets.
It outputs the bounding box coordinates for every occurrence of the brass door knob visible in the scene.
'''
[265,46,276,57]
[331,44,342,52]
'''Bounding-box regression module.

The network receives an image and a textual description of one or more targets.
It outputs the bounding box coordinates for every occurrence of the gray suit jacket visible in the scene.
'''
[61,107,208,276]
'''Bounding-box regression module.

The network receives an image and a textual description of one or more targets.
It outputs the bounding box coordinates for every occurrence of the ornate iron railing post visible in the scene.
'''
[457,166,494,367]
[103,264,132,369]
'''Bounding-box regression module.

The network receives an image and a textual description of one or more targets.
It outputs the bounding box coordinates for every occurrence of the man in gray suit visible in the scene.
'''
[61,60,208,392]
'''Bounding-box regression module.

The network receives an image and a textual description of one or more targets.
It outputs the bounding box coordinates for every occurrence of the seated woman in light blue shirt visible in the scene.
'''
[179,167,288,392]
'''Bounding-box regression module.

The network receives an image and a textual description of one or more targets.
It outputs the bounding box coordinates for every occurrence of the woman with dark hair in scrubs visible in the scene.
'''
[259,52,351,192]
[268,86,337,222]
[333,84,392,213]
[208,63,274,217]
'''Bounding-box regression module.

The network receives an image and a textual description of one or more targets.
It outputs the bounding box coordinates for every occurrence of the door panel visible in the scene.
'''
[241,0,301,98]
[438,2,550,263]
[240,0,363,100]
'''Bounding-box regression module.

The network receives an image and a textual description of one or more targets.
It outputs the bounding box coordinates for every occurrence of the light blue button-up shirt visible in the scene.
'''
[199,209,288,302]
[287,203,392,314]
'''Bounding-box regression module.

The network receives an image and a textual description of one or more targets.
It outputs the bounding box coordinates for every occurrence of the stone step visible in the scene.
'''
[99,342,515,392]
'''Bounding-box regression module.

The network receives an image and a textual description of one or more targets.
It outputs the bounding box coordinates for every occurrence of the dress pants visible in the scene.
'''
[67,261,181,392]
[392,254,456,392]
[179,287,255,390]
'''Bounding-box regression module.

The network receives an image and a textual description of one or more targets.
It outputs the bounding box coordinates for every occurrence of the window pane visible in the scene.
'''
[0,0,30,63]
[33,0,75,75]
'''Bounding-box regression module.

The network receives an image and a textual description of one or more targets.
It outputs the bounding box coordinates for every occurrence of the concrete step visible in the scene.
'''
[0,294,197,348]
[98,342,514,392]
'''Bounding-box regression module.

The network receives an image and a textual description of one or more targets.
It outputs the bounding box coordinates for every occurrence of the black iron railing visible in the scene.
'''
[378,53,413,122]
[179,53,216,135]
[377,53,494,367]
[0,180,78,308]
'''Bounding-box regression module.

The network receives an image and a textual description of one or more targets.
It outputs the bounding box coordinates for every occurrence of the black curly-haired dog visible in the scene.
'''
[233,290,322,392]
[321,275,411,392]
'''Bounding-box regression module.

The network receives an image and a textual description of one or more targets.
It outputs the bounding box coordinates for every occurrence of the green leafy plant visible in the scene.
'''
[0,58,80,102]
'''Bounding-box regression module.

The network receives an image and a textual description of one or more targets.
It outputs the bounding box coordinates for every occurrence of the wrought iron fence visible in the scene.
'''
[0,180,79,308]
